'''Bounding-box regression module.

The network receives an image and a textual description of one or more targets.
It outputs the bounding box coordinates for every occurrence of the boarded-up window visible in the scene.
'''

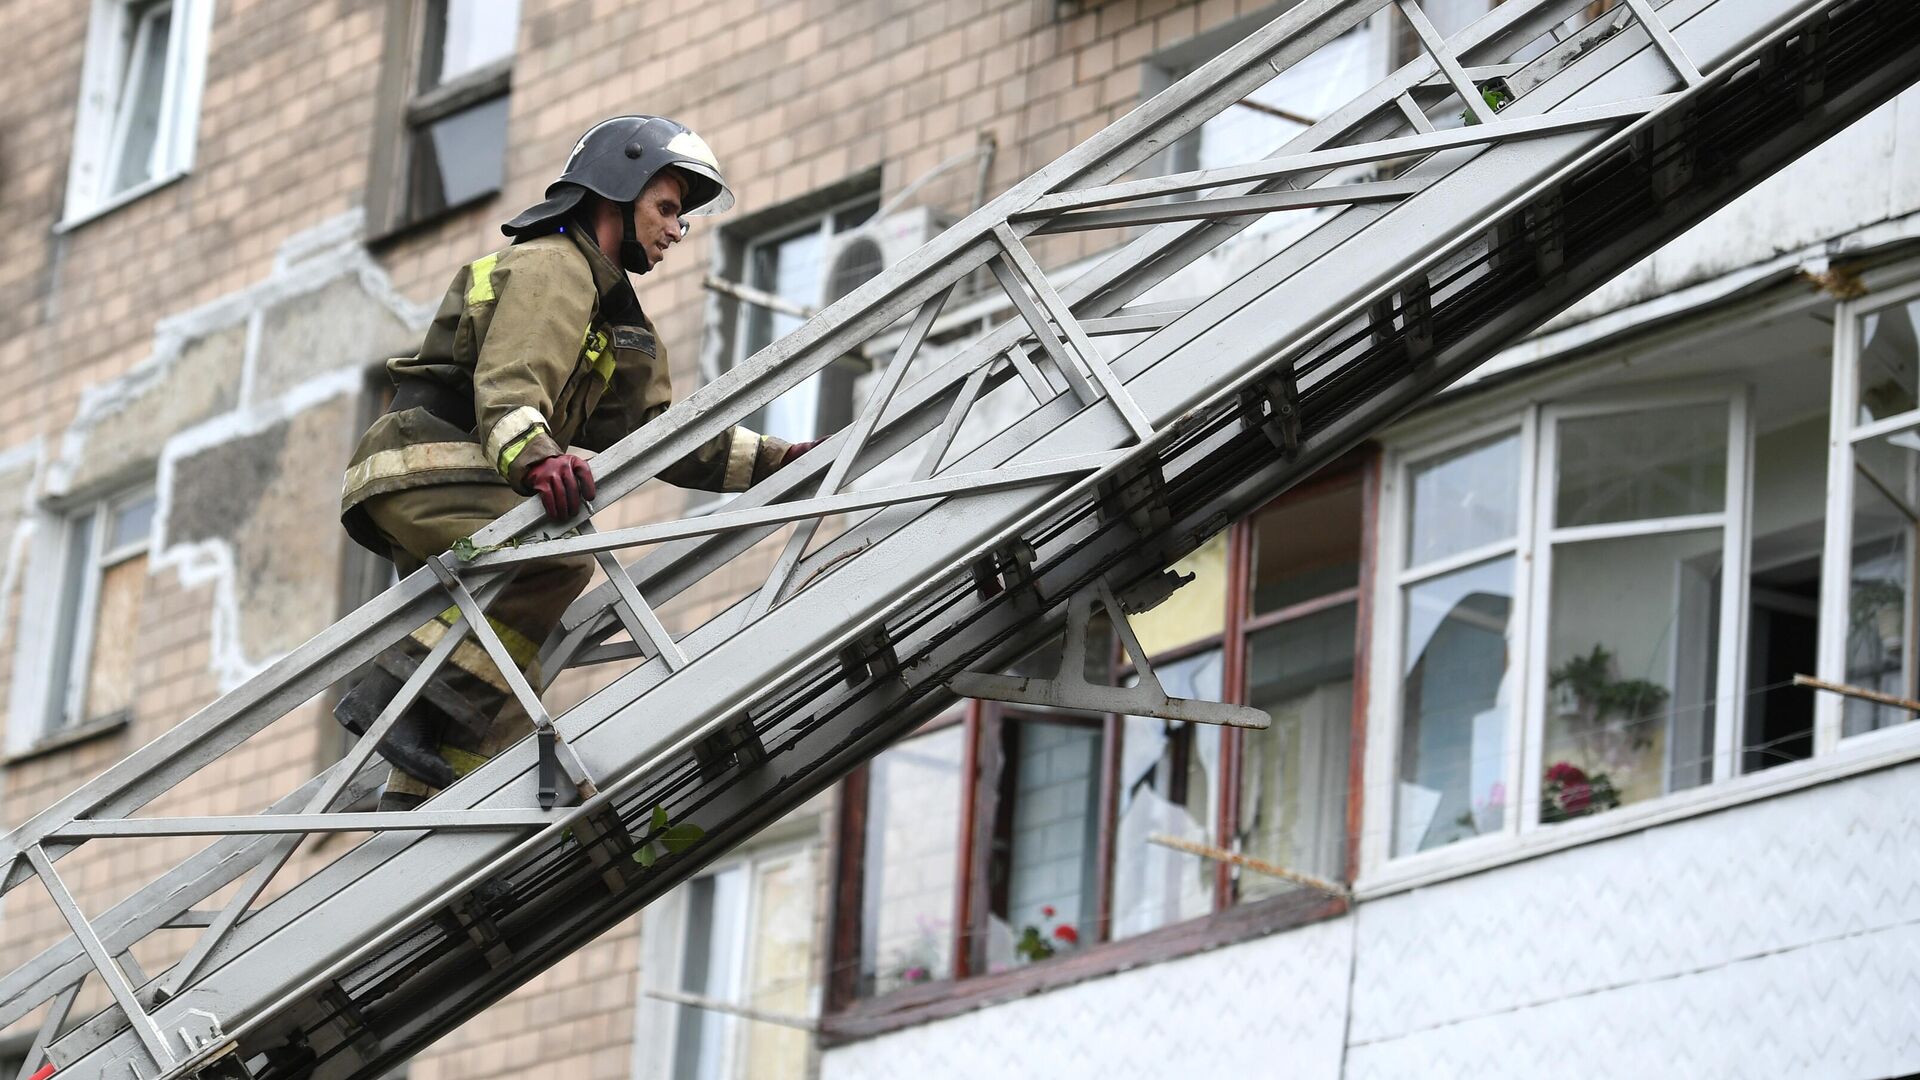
[46,490,155,732]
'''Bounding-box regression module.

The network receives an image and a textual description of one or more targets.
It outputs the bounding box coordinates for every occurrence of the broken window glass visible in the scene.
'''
[1844,432,1920,736]
[1555,403,1728,528]
[1857,298,1920,424]
[1397,556,1515,854]
[1110,650,1223,939]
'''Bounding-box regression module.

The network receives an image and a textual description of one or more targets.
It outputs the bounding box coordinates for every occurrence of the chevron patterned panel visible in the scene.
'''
[820,918,1353,1079]
[1349,761,1920,1047]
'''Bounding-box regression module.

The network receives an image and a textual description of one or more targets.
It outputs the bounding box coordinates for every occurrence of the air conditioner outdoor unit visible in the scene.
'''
[818,205,952,307]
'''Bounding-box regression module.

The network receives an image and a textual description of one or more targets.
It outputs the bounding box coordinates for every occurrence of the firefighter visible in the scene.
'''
[336,116,812,810]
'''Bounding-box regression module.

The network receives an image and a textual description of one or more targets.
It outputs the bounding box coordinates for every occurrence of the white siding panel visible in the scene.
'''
[1350,760,1920,1044]
[820,918,1353,1080]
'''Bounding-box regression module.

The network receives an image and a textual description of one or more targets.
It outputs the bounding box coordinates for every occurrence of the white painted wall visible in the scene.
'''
[821,760,1920,1079]
[1555,90,1920,328]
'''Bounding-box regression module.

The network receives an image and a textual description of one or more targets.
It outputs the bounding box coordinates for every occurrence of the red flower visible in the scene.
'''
[1041,905,1055,918]
[1544,761,1588,785]
[1545,761,1592,813]
[1052,924,1079,944]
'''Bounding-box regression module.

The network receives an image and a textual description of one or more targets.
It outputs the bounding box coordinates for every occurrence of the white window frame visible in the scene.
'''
[1369,412,1537,871]
[61,0,215,229]
[728,191,882,443]
[1521,388,1752,825]
[1815,276,1920,756]
[9,487,157,753]
[1367,385,1755,881]
[633,838,816,1080]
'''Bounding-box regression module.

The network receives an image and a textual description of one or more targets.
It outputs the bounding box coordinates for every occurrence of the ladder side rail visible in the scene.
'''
[0,0,1593,886]
[30,0,1904,1060]
[0,0,1666,1045]
[57,7,1764,1056]
[545,0,1614,652]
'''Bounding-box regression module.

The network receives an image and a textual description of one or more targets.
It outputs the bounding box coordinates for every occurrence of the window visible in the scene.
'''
[728,195,881,442]
[43,490,157,737]
[832,462,1372,1011]
[63,0,214,224]
[1834,287,1920,737]
[1379,307,1851,870]
[369,0,520,234]
[647,846,815,1080]
[854,721,966,996]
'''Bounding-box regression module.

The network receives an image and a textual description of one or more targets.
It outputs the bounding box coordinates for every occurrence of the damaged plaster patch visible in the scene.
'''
[152,369,364,690]
[45,209,432,499]
[35,210,435,693]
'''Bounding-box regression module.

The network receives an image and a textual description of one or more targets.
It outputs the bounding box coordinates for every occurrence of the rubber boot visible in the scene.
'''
[334,667,457,789]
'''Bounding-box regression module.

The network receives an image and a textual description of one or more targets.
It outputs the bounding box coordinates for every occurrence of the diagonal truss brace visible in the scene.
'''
[989,224,1156,442]
[949,579,1269,728]
[428,557,597,808]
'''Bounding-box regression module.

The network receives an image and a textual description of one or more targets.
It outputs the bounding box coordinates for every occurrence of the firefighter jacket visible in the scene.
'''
[340,227,789,555]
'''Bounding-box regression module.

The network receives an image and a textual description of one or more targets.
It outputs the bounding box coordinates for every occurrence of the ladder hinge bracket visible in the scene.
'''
[442,896,514,971]
[571,809,639,893]
[1117,567,1194,617]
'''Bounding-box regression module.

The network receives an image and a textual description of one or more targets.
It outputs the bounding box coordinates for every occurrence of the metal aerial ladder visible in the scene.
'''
[1,0,1914,1075]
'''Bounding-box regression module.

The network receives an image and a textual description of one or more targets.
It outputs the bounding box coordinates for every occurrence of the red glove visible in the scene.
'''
[781,440,822,468]
[525,454,597,521]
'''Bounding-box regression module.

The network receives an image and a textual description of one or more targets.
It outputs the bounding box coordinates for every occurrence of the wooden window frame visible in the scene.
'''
[821,451,1379,1040]
[365,0,517,242]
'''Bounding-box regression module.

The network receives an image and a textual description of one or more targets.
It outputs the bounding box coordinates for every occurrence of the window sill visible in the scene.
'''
[819,887,1346,1045]
[5,712,131,766]
[1357,722,1920,899]
[55,170,190,234]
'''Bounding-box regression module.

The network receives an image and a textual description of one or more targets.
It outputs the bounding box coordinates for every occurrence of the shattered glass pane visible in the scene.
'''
[1857,299,1920,424]
[1110,650,1223,938]
[1406,430,1521,568]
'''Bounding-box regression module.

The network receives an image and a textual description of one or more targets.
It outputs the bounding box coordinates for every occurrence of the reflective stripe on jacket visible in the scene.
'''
[340,228,787,552]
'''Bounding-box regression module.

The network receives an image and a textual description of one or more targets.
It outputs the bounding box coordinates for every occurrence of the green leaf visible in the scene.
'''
[450,538,480,562]
[634,843,659,867]
[661,823,705,853]
[651,805,670,833]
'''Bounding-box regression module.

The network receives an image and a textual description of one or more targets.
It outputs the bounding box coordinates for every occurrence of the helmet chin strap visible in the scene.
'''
[619,200,653,275]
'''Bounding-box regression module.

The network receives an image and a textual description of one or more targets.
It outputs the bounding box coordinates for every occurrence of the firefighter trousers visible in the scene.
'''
[359,483,594,800]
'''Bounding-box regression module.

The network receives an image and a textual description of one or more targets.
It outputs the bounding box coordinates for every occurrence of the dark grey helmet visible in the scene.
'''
[502,115,733,269]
